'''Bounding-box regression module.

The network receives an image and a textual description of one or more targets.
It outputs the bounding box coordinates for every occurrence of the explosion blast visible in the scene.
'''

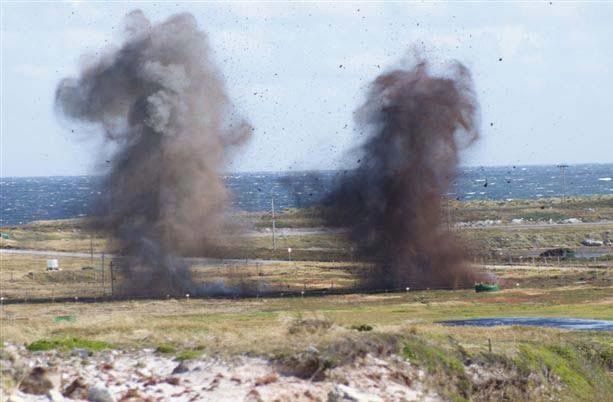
[324,58,483,290]
[55,11,251,296]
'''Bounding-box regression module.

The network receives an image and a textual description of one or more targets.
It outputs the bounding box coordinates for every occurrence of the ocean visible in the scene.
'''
[1,164,611,226]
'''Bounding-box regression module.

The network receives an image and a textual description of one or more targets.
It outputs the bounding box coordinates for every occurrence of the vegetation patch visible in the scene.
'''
[26,337,113,352]
[175,350,202,361]
[517,342,612,401]
[274,333,400,381]
[288,318,332,335]
[399,335,612,402]
[351,324,373,332]
[403,336,470,399]
[155,344,177,354]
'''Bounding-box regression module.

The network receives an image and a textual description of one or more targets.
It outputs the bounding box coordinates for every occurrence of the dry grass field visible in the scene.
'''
[1,265,612,400]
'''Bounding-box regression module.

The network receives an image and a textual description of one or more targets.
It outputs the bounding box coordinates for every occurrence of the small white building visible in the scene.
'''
[46,259,59,271]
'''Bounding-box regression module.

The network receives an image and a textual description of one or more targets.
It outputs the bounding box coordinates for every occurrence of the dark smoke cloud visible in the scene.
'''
[324,58,483,289]
[55,10,251,296]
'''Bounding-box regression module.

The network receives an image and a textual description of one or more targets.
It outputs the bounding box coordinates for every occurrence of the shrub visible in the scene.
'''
[351,324,373,332]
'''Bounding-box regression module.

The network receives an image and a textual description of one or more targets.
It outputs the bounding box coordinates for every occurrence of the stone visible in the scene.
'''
[63,377,88,399]
[72,348,93,358]
[254,372,278,386]
[118,389,147,402]
[245,388,264,402]
[87,385,115,402]
[327,384,384,402]
[48,389,65,402]
[306,345,319,354]
[19,366,53,395]
[6,393,26,402]
[172,361,190,374]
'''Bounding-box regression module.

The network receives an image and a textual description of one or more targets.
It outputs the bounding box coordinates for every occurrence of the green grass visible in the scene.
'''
[516,342,612,401]
[399,334,613,402]
[175,349,203,361]
[155,344,177,354]
[403,335,470,399]
[26,337,113,352]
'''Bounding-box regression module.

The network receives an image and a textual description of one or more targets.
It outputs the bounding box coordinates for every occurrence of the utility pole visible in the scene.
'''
[271,193,277,250]
[90,234,94,267]
[445,195,452,232]
[557,164,569,205]
[101,253,105,296]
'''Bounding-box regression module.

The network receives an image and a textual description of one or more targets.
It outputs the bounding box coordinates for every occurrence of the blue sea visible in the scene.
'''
[1,164,611,226]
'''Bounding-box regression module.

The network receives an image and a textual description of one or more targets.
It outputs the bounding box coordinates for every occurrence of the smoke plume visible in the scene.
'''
[324,58,482,289]
[55,11,251,296]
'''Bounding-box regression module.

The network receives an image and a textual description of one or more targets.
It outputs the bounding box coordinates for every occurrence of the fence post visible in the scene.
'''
[110,261,114,297]
[101,254,106,296]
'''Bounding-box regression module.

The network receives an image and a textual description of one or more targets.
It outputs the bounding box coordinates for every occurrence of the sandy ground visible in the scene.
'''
[2,344,440,402]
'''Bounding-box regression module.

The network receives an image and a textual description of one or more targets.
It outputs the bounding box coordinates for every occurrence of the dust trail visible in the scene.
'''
[324,57,483,289]
[55,10,251,296]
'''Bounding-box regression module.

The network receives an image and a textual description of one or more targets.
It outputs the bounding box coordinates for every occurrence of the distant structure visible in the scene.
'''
[46,259,59,271]
[557,164,569,204]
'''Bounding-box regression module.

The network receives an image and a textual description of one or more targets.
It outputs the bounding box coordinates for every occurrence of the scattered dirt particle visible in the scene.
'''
[254,372,278,386]
[62,377,88,398]
[164,376,180,386]
[143,377,158,387]
[245,388,263,402]
[389,371,412,386]
[204,375,221,391]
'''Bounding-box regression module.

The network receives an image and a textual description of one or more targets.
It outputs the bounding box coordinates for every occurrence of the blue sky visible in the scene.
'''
[1,1,612,177]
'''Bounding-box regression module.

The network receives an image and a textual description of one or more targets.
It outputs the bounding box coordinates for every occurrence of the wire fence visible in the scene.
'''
[1,251,611,305]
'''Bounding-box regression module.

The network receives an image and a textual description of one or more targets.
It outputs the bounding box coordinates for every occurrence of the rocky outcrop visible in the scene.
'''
[1,344,437,402]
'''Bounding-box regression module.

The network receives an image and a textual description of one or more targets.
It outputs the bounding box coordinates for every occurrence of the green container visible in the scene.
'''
[475,283,500,293]
[54,315,77,323]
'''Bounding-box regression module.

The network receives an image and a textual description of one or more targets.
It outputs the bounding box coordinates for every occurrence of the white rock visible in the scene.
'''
[6,393,26,402]
[71,349,92,359]
[48,389,65,402]
[328,384,384,402]
[87,385,115,402]
[306,345,319,354]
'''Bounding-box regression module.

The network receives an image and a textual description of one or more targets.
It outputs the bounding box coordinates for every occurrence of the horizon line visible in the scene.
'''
[1,162,612,179]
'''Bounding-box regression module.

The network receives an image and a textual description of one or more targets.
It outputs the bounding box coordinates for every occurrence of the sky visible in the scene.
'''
[1,1,612,177]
